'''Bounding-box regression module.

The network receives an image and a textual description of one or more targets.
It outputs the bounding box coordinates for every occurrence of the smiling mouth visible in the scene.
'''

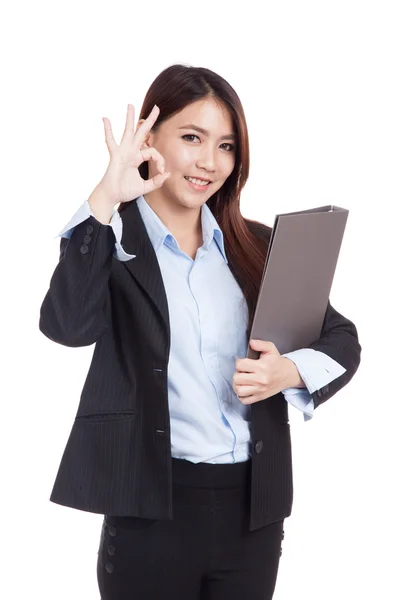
[184,176,212,187]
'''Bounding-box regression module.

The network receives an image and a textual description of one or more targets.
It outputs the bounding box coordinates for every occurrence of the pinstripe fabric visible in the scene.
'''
[39,199,361,530]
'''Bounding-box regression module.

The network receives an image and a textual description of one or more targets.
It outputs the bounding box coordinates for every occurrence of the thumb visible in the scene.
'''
[144,172,171,193]
[249,339,278,353]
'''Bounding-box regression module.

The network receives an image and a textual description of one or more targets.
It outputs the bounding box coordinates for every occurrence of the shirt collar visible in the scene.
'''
[135,195,228,263]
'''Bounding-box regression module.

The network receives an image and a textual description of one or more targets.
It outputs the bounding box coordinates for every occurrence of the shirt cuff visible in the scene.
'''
[280,348,347,421]
[55,199,136,262]
[281,388,315,421]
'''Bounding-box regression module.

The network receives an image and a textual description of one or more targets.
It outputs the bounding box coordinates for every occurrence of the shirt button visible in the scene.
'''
[80,244,89,254]
[255,440,263,454]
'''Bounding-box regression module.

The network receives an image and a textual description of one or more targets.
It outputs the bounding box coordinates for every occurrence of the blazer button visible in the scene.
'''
[107,545,115,556]
[86,225,94,234]
[255,440,263,454]
[83,234,92,244]
[317,390,322,397]
[105,562,114,573]
[80,244,89,254]
[108,525,116,537]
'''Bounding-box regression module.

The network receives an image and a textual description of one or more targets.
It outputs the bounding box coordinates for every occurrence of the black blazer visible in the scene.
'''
[39,199,362,530]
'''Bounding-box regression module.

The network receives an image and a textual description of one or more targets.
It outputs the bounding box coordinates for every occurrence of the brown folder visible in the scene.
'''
[247,205,349,359]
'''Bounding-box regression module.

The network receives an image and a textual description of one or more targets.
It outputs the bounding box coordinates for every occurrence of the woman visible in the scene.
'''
[39,64,361,600]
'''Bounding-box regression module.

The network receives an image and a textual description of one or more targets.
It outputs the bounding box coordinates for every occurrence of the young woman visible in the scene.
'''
[39,64,361,600]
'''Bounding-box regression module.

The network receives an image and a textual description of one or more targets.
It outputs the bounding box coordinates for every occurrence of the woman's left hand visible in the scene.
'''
[233,339,304,405]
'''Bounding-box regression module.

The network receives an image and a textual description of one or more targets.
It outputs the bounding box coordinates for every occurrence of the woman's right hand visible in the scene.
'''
[90,104,170,214]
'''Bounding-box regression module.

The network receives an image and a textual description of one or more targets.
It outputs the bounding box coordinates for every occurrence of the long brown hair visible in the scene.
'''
[119,64,272,334]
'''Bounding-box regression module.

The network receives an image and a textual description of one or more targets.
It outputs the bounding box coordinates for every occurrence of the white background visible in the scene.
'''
[1,1,399,598]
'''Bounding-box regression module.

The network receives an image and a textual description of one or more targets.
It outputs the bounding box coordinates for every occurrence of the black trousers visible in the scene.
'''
[97,458,284,600]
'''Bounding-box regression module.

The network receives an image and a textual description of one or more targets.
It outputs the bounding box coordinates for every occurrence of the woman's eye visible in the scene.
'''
[182,135,235,152]
[182,134,200,142]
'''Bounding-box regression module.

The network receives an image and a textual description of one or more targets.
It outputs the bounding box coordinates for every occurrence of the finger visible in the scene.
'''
[102,117,118,155]
[143,172,171,195]
[234,372,258,386]
[236,386,258,404]
[134,105,160,147]
[122,103,135,139]
[139,146,166,174]
[234,371,254,384]
[236,385,258,399]
[238,395,258,405]
[235,357,258,373]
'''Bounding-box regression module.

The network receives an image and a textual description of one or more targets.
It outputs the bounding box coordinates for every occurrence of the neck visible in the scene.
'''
[142,191,203,242]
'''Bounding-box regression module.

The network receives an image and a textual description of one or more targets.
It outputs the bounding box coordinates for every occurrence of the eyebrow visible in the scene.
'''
[178,124,236,141]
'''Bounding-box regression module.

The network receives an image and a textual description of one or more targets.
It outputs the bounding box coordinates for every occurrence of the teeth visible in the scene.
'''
[185,176,210,186]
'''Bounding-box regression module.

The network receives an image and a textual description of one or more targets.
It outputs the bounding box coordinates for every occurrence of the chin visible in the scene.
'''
[171,188,210,208]
[178,195,208,209]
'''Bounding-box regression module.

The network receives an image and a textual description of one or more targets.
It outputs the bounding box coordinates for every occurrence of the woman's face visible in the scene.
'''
[141,97,236,210]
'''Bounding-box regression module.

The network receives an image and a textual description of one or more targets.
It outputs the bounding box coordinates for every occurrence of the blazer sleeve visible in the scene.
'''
[39,215,116,347]
[307,300,362,409]
[58,198,136,262]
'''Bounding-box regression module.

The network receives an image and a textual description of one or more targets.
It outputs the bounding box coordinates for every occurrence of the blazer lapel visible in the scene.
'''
[119,199,170,333]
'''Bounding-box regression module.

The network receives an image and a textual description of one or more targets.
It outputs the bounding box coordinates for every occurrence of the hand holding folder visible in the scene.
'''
[247,205,349,360]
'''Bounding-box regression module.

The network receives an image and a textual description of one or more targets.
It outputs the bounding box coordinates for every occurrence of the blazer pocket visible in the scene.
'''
[75,411,137,423]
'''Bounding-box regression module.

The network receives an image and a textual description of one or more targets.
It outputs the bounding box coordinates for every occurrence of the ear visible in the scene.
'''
[135,118,146,133]
[135,118,152,149]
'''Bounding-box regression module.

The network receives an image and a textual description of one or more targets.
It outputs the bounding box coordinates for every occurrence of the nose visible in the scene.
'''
[196,142,217,173]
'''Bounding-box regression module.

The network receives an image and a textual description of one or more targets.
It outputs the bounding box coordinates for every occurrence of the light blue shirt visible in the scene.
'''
[58,197,346,463]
